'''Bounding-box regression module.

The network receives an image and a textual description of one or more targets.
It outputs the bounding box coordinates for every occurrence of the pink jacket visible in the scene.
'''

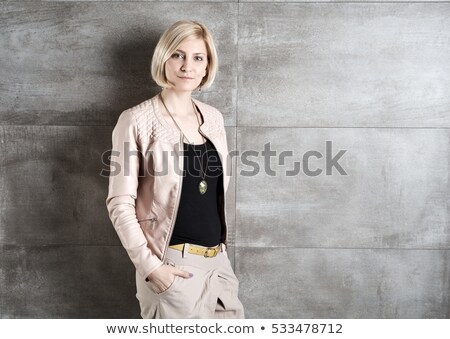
[106,95,230,281]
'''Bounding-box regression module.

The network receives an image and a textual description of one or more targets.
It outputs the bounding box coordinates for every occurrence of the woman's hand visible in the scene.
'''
[146,264,192,294]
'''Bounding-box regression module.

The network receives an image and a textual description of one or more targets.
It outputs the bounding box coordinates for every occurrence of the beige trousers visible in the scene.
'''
[136,245,245,319]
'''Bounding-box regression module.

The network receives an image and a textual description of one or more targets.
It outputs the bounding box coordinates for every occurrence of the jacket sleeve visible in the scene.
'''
[106,109,163,280]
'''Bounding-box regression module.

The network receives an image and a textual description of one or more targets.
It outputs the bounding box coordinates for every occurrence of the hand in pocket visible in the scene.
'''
[147,264,192,294]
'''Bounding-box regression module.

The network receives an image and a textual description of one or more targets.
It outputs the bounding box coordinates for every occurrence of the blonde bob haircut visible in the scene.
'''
[151,20,218,90]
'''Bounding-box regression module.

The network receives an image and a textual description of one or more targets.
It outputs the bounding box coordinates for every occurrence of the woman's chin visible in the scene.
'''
[165,80,200,93]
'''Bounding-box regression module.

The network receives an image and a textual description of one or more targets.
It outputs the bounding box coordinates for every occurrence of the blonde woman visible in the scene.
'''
[106,20,244,319]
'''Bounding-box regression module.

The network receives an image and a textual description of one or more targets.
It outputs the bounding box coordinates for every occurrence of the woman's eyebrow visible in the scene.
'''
[175,49,206,55]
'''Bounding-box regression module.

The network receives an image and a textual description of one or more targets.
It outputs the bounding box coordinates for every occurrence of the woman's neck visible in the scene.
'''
[160,89,194,117]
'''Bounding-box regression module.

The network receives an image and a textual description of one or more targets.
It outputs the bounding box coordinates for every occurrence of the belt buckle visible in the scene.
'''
[204,247,218,258]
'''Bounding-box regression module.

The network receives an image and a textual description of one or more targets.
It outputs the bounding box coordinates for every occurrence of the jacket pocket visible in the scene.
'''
[138,216,158,230]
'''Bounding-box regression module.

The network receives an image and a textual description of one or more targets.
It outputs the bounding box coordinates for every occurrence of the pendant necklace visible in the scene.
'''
[159,94,209,195]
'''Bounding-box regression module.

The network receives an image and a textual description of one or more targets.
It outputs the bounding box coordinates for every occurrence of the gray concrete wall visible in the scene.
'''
[0,1,448,318]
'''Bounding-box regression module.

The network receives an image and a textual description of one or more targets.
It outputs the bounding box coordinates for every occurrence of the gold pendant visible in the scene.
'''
[199,180,207,195]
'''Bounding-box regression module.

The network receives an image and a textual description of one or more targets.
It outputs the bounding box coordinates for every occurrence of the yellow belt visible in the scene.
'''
[169,243,221,258]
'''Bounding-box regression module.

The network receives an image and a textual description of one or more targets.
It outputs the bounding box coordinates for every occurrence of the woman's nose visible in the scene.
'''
[181,59,192,72]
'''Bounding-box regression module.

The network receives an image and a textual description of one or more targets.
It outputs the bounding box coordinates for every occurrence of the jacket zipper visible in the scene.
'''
[162,133,184,260]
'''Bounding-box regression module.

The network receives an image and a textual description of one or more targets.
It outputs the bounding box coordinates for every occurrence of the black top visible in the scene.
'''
[169,139,223,247]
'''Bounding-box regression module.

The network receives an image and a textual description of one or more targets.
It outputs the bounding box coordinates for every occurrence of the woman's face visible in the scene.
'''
[164,38,208,92]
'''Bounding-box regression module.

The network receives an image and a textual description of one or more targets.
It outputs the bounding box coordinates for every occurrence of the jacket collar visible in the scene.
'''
[150,94,216,139]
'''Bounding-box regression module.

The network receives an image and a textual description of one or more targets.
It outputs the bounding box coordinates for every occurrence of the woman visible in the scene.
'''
[106,20,244,319]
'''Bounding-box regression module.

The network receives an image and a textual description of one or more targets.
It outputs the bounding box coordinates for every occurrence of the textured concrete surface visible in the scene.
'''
[0,126,116,246]
[238,3,450,127]
[0,245,140,318]
[236,127,449,249]
[236,247,450,318]
[1,1,449,319]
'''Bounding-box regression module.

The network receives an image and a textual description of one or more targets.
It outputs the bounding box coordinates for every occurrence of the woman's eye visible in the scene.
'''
[172,53,184,59]
[195,56,204,61]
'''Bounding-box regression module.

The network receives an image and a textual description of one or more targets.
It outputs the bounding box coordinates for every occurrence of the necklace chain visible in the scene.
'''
[159,93,203,145]
[159,94,209,194]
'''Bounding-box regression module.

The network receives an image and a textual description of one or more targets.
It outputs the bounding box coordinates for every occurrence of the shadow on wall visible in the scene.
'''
[107,29,162,123]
